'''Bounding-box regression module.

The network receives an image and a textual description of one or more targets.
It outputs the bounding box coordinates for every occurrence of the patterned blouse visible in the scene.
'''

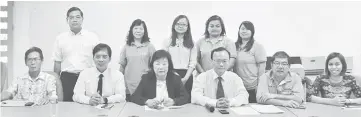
[306,75,361,101]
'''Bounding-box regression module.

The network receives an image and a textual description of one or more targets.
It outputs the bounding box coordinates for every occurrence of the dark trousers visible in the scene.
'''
[174,69,193,103]
[60,72,80,102]
[247,89,257,103]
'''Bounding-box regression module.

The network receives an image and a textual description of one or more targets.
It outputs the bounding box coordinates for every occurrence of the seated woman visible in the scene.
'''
[307,52,361,106]
[131,50,189,108]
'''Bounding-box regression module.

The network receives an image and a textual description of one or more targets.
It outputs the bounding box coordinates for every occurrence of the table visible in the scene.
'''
[286,102,361,117]
[1,102,126,117]
[118,103,296,117]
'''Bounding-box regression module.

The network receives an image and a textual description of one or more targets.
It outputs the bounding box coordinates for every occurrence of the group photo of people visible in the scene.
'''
[1,1,361,117]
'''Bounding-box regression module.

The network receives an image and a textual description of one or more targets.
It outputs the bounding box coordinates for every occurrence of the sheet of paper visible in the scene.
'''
[230,106,260,115]
[144,105,170,111]
[250,105,284,114]
[1,100,28,107]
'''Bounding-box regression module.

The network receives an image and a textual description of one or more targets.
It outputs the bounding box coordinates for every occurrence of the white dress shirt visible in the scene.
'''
[191,69,249,107]
[52,29,100,73]
[73,67,126,104]
[155,80,169,102]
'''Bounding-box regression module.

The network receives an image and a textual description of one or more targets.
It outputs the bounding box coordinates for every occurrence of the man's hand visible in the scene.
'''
[163,98,175,107]
[216,98,230,108]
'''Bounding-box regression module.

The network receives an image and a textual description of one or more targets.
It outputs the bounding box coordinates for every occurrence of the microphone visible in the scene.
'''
[205,104,215,112]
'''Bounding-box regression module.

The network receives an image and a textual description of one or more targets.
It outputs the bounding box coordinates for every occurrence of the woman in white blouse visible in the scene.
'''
[163,15,196,102]
[131,50,189,108]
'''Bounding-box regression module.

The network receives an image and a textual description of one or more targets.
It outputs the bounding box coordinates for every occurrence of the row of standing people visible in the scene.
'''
[53,7,266,103]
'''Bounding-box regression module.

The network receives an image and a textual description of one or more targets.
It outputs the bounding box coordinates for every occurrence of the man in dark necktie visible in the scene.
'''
[73,43,126,106]
[192,47,249,108]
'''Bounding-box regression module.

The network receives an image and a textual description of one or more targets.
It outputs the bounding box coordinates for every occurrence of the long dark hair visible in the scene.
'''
[126,19,150,46]
[170,15,194,49]
[235,21,255,52]
[325,52,347,77]
[204,15,226,38]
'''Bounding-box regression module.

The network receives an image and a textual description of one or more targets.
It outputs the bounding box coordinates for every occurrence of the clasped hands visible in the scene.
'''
[89,93,105,106]
[216,98,230,108]
[145,98,175,109]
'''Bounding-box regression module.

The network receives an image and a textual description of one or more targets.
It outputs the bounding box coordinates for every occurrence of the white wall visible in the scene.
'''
[12,1,361,83]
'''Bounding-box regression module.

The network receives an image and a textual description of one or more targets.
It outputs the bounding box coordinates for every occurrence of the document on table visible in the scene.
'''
[250,105,285,114]
[1,100,28,107]
[144,105,184,111]
[230,106,260,115]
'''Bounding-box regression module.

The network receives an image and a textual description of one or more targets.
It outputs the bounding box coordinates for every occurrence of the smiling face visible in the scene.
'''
[93,49,110,71]
[132,24,145,39]
[153,57,169,77]
[207,20,222,37]
[327,57,343,76]
[239,24,252,39]
[174,18,188,34]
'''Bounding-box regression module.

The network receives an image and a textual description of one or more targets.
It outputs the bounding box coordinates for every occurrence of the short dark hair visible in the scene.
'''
[93,43,112,58]
[24,47,44,63]
[210,47,230,60]
[235,21,255,52]
[126,19,150,46]
[171,15,194,49]
[66,7,83,18]
[325,52,347,77]
[204,15,226,38]
[149,50,174,75]
[270,51,290,64]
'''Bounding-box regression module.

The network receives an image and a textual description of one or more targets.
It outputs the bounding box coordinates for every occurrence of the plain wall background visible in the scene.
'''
[10,1,361,84]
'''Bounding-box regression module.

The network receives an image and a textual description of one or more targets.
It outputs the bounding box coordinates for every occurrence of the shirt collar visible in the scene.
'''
[205,36,224,42]
[268,71,292,86]
[131,42,148,48]
[211,69,226,81]
[94,67,109,78]
[69,29,83,36]
[23,71,45,81]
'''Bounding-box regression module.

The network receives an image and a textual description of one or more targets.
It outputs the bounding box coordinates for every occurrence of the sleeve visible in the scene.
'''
[254,43,267,63]
[256,73,270,103]
[173,74,190,106]
[306,75,323,102]
[46,75,57,98]
[52,37,62,62]
[229,74,249,106]
[196,39,202,63]
[225,38,237,58]
[188,45,197,69]
[107,71,126,103]
[350,76,361,98]
[130,74,149,105]
[118,46,127,73]
[191,72,218,107]
[6,77,20,95]
[72,70,91,104]
[292,74,305,102]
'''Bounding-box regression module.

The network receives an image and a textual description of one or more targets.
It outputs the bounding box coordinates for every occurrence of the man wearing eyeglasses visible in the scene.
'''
[192,47,249,108]
[1,47,57,106]
[52,7,100,101]
[256,51,304,108]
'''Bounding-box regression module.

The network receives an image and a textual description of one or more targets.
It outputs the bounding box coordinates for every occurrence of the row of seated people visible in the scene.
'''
[1,44,361,109]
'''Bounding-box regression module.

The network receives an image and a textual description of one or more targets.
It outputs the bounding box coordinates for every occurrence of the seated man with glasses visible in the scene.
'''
[192,47,249,108]
[256,51,304,108]
[1,47,57,106]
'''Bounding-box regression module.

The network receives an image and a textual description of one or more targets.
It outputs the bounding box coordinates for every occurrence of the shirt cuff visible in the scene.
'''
[208,99,218,107]
[229,98,237,107]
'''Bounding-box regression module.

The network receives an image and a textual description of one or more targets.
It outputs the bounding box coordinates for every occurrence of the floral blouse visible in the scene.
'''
[306,75,361,101]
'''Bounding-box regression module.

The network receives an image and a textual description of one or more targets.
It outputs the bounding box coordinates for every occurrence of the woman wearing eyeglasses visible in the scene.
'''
[234,21,267,103]
[162,15,196,102]
[307,52,361,106]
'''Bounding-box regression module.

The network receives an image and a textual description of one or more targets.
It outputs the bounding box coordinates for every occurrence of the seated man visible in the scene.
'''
[73,43,126,105]
[192,47,249,108]
[257,51,304,108]
[1,47,57,106]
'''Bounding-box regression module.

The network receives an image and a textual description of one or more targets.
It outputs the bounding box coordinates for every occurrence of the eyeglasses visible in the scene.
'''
[176,23,188,27]
[27,58,41,62]
[214,60,229,64]
[273,62,289,67]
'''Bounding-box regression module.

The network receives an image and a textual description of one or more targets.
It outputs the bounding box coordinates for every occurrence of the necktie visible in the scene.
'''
[216,77,225,99]
[97,74,104,96]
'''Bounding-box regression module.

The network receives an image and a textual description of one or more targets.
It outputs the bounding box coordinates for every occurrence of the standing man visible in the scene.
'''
[53,7,100,101]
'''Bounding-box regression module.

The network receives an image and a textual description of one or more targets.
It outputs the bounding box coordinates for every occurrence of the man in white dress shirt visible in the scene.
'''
[73,43,126,105]
[192,47,249,108]
[52,7,100,101]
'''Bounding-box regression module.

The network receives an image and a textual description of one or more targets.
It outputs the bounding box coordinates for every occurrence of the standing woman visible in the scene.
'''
[119,19,156,101]
[234,21,266,103]
[196,15,237,73]
[162,15,196,102]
